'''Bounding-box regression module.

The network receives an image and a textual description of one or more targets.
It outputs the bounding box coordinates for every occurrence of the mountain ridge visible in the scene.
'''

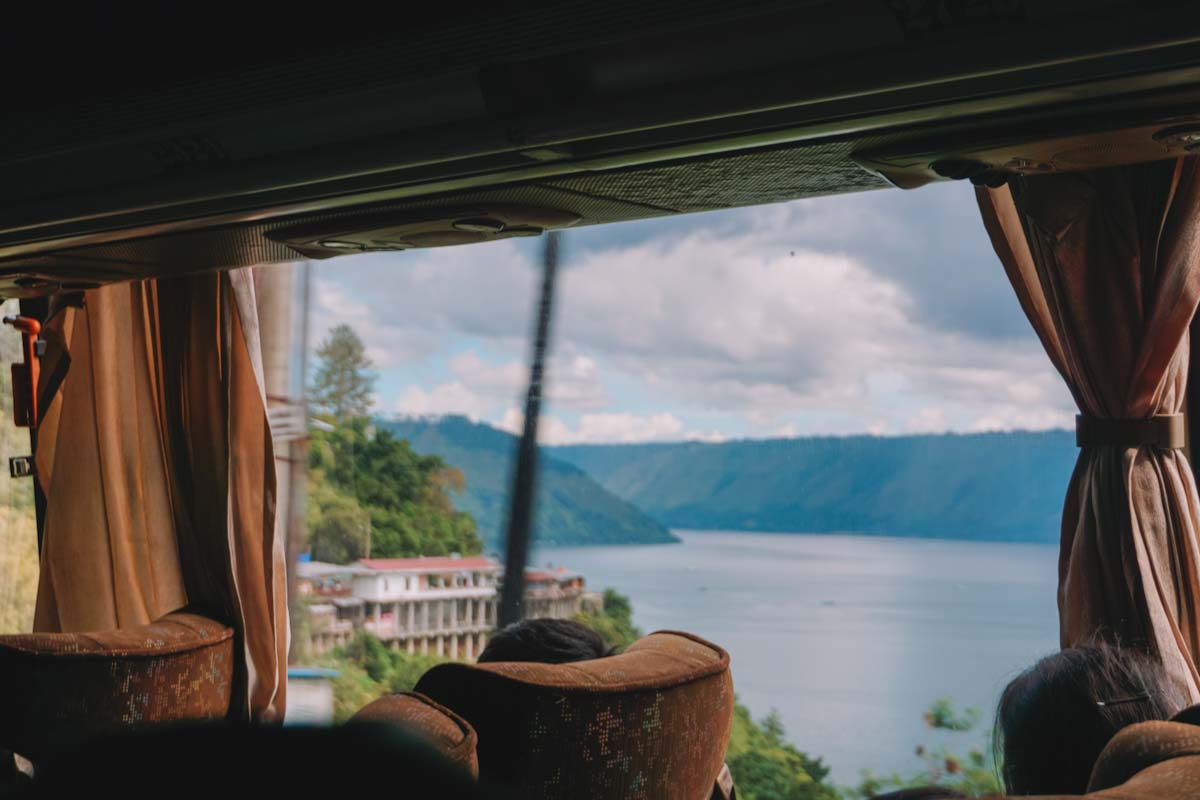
[551,428,1076,543]
[377,416,679,548]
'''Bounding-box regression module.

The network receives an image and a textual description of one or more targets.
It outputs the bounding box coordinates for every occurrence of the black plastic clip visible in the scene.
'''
[9,456,34,479]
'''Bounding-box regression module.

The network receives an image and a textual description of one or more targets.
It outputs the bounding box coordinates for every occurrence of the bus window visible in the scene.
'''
[0,299,37,634]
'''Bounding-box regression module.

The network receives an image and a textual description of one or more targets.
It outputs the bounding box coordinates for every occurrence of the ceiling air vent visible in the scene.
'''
[268,204,581,259]
[853,116,1200,190]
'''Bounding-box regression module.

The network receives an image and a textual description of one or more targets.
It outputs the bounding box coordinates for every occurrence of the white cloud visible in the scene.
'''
[394,382,495,419]
[392,348,609,420]
[500,408,726,445]
[311,191,1076,441]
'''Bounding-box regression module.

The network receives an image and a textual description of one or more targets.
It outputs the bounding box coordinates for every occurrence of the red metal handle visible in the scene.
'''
[3,316,42,427]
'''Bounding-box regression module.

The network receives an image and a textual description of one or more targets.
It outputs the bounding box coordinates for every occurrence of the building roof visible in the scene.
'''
[357,555,500,573]
[296,560,357,579]
[525,566,585,583]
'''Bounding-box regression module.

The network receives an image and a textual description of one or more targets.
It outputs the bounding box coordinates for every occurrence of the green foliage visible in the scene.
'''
[553,430,1077,543]
[849,699,1001,798]
[308,418,481,560]
[380,416,678,547]
[727,701,840,800]
[327,659,385,725]
[306,478,371,563]
[575,588,643,650]
[309,324,376,422]
[318,631,449,723]
[924,697,981,732]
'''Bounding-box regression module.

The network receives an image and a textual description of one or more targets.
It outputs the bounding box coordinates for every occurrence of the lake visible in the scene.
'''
[539,530,1059,785]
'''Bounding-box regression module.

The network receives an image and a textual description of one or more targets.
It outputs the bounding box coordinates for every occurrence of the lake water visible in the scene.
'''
[539,530,1059,785]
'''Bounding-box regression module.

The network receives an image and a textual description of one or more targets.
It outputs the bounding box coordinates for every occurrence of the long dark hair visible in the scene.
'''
[995,643,1188,795]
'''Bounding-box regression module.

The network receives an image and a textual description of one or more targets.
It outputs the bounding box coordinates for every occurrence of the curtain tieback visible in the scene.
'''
[1075,414,1185,449]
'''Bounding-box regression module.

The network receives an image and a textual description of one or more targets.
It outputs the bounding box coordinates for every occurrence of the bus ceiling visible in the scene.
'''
[2,1,1200,297]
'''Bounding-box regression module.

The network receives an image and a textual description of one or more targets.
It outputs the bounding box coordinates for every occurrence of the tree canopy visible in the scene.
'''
[307,418,481,561]
[574,588,642,650]
[310,324,376,422]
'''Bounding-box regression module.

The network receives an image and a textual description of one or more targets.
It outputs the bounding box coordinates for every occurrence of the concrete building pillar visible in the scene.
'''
[407,602,415,633]
[436,636,444,657]
[422,601,429,631]
[420,637,428,655]
[450,634,459,660]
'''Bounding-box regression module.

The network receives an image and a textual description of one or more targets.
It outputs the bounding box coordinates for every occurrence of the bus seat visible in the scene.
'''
[415,630,733,799]
[33,720,481,797]
[0,611,233,762]
[1082,720,1200,797]
[351,691,479,776]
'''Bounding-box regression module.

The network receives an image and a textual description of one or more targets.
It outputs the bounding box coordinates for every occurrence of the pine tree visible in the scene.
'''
[310,324,376,421]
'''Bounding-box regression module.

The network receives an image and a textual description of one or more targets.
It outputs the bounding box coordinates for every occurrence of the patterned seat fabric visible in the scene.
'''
[416,630,734,799]
[0,611,234,761]
[351,691,479,776]
[1080,720,1200,799]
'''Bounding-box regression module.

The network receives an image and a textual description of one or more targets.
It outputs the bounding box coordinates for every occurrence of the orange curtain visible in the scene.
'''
[33,270,288,720]
[977,158,1200,700]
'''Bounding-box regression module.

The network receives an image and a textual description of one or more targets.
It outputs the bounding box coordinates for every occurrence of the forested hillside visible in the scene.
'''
[553,430,1076,542]
[380,416,677,548]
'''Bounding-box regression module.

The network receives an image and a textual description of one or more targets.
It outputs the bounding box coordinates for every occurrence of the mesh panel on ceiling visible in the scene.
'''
[546,139,888,212]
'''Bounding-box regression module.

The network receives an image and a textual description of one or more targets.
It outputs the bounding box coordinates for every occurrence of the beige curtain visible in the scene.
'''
[33,270,288,720]
[977,158,1200,700]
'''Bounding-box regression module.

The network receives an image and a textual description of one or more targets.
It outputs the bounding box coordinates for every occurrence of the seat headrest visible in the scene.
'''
[351,692,478,777]
[416,630,733,799]
[0,612,231,657]
[1086,720,1200,793]
[0,611,234,761]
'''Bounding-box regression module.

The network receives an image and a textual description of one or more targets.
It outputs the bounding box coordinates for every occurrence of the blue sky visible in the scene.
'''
[307,182,1074,443]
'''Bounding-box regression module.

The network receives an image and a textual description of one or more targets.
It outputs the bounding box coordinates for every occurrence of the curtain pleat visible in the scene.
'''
[33,270,287,720]
[977,158,1200,700]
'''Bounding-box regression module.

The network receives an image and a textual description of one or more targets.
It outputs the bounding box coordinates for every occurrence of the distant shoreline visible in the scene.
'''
[540,528,1061,548]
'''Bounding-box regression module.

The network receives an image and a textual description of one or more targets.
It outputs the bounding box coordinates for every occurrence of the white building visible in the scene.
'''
[353,555,500,661]
[298,554,598,661]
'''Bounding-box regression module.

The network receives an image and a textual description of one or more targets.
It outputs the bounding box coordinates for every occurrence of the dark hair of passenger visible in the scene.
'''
[996,643,1188,796]
[477,618,614,664]
[867,788,965,800]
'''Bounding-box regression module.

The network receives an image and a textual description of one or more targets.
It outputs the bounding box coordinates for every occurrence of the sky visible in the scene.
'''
[306,181,1076,445]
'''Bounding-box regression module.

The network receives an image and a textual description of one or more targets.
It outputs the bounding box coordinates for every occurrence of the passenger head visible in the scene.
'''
[996,644,1187,795]
[477,618,613,664]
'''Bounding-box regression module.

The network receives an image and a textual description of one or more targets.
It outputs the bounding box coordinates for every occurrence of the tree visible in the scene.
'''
[306,479,371,563]
[726,701,840,800]
[310,324,376,421]
[307,418,482,559]
[574,588,643,650]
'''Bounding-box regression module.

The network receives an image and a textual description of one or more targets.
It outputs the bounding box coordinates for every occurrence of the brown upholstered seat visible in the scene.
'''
[351,691,479,776]
[0,611,234,761]
[415,629,734,799]
[1080,720,1200,798]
